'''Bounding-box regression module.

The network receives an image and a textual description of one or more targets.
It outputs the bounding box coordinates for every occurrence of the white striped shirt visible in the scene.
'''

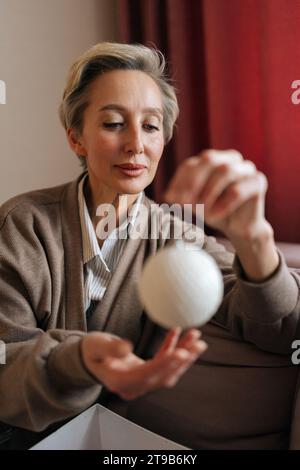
[78,174,143,312]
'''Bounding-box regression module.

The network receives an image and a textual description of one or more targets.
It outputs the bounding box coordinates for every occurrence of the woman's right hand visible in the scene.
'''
[80,328,207,401]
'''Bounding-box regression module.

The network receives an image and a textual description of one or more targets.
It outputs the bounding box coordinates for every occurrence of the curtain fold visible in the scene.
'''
[118,0,300,242]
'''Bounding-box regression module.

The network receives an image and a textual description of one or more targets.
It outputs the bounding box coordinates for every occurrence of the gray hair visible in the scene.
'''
[59,42,179,168]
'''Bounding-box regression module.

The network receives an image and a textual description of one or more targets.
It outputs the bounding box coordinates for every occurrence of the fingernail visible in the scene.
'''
[174,327,182,335]
[190,329,201,339]
[176,349,190,361]
[198,341,208,352]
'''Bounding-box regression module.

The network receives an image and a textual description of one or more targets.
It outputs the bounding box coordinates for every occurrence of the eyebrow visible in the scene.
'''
[98,104,163,118]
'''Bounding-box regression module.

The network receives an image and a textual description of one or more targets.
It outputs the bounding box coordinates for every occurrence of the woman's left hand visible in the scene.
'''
[164,149,279,281]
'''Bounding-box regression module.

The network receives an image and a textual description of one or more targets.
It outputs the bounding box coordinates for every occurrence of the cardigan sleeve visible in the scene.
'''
[196,229,300,355]
[0,205,101,432]
[163,212,300,355]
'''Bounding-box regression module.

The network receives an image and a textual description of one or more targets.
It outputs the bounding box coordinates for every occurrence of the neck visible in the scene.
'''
[83,174,139,231]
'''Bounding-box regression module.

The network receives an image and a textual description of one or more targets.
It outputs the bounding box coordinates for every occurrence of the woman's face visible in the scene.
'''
[71,69,165,200]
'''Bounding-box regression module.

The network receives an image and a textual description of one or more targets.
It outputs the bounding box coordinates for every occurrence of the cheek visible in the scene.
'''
[83,126,117,151]
[148,135,164,162]
[94,132,117,149]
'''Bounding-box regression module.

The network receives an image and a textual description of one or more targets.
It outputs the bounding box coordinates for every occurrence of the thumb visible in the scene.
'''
[83,332,133,362]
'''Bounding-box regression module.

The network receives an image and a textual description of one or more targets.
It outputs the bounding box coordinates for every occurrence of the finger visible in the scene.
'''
[185,340,208,355]
[156,327,182,356]
[197,160,257,209]
[164,157,201,203]
[163,361,196,387]
[102,342,207,400]
[157,343,208,388]
[163,363,194,388]
[175,338,208,356]
[99,348,192,393]
[191,150,244,200]
[97,346,192,391]
[144,341,207,387]
[91,353,145,397]
[165,150,244,204]
[101,352,143,371]
[176,328,201,349]
[165,157,213,204]
[86,332,133,362]
[143,350,190,388]
[207,173,267,222]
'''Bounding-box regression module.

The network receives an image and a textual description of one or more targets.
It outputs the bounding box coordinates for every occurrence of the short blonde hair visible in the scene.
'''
[59,42,179,168]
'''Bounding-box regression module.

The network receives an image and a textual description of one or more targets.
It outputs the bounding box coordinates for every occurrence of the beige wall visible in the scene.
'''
[0,0,118,202]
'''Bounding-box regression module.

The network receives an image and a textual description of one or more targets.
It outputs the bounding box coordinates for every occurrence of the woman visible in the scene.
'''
[0,42,299,449]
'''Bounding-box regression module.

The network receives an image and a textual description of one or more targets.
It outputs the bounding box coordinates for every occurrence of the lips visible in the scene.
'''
[115,163,147,178]
[115,163,147,170]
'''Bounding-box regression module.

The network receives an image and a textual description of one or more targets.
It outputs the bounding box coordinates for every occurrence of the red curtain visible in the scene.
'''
[118,0,300,243]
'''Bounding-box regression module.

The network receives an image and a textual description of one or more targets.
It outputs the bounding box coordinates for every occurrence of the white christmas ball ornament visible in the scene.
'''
[138,244,224,329]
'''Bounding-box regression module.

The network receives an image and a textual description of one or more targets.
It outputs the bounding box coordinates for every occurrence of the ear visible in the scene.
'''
[66,128,87,157]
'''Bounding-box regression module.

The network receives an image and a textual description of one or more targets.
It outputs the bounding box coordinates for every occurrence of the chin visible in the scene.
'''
[114,177,149,195]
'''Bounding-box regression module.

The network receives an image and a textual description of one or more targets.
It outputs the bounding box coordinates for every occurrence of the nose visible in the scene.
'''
[123,125,144,155]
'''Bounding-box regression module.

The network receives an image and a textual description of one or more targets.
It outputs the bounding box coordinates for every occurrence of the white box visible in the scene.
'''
[30,404,188,450]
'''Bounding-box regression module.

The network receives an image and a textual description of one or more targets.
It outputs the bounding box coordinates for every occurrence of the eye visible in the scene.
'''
[143,124,160,132]
[103,122,124,129]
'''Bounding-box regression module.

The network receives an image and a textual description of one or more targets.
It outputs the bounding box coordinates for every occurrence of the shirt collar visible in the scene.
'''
[78,173,143,264]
